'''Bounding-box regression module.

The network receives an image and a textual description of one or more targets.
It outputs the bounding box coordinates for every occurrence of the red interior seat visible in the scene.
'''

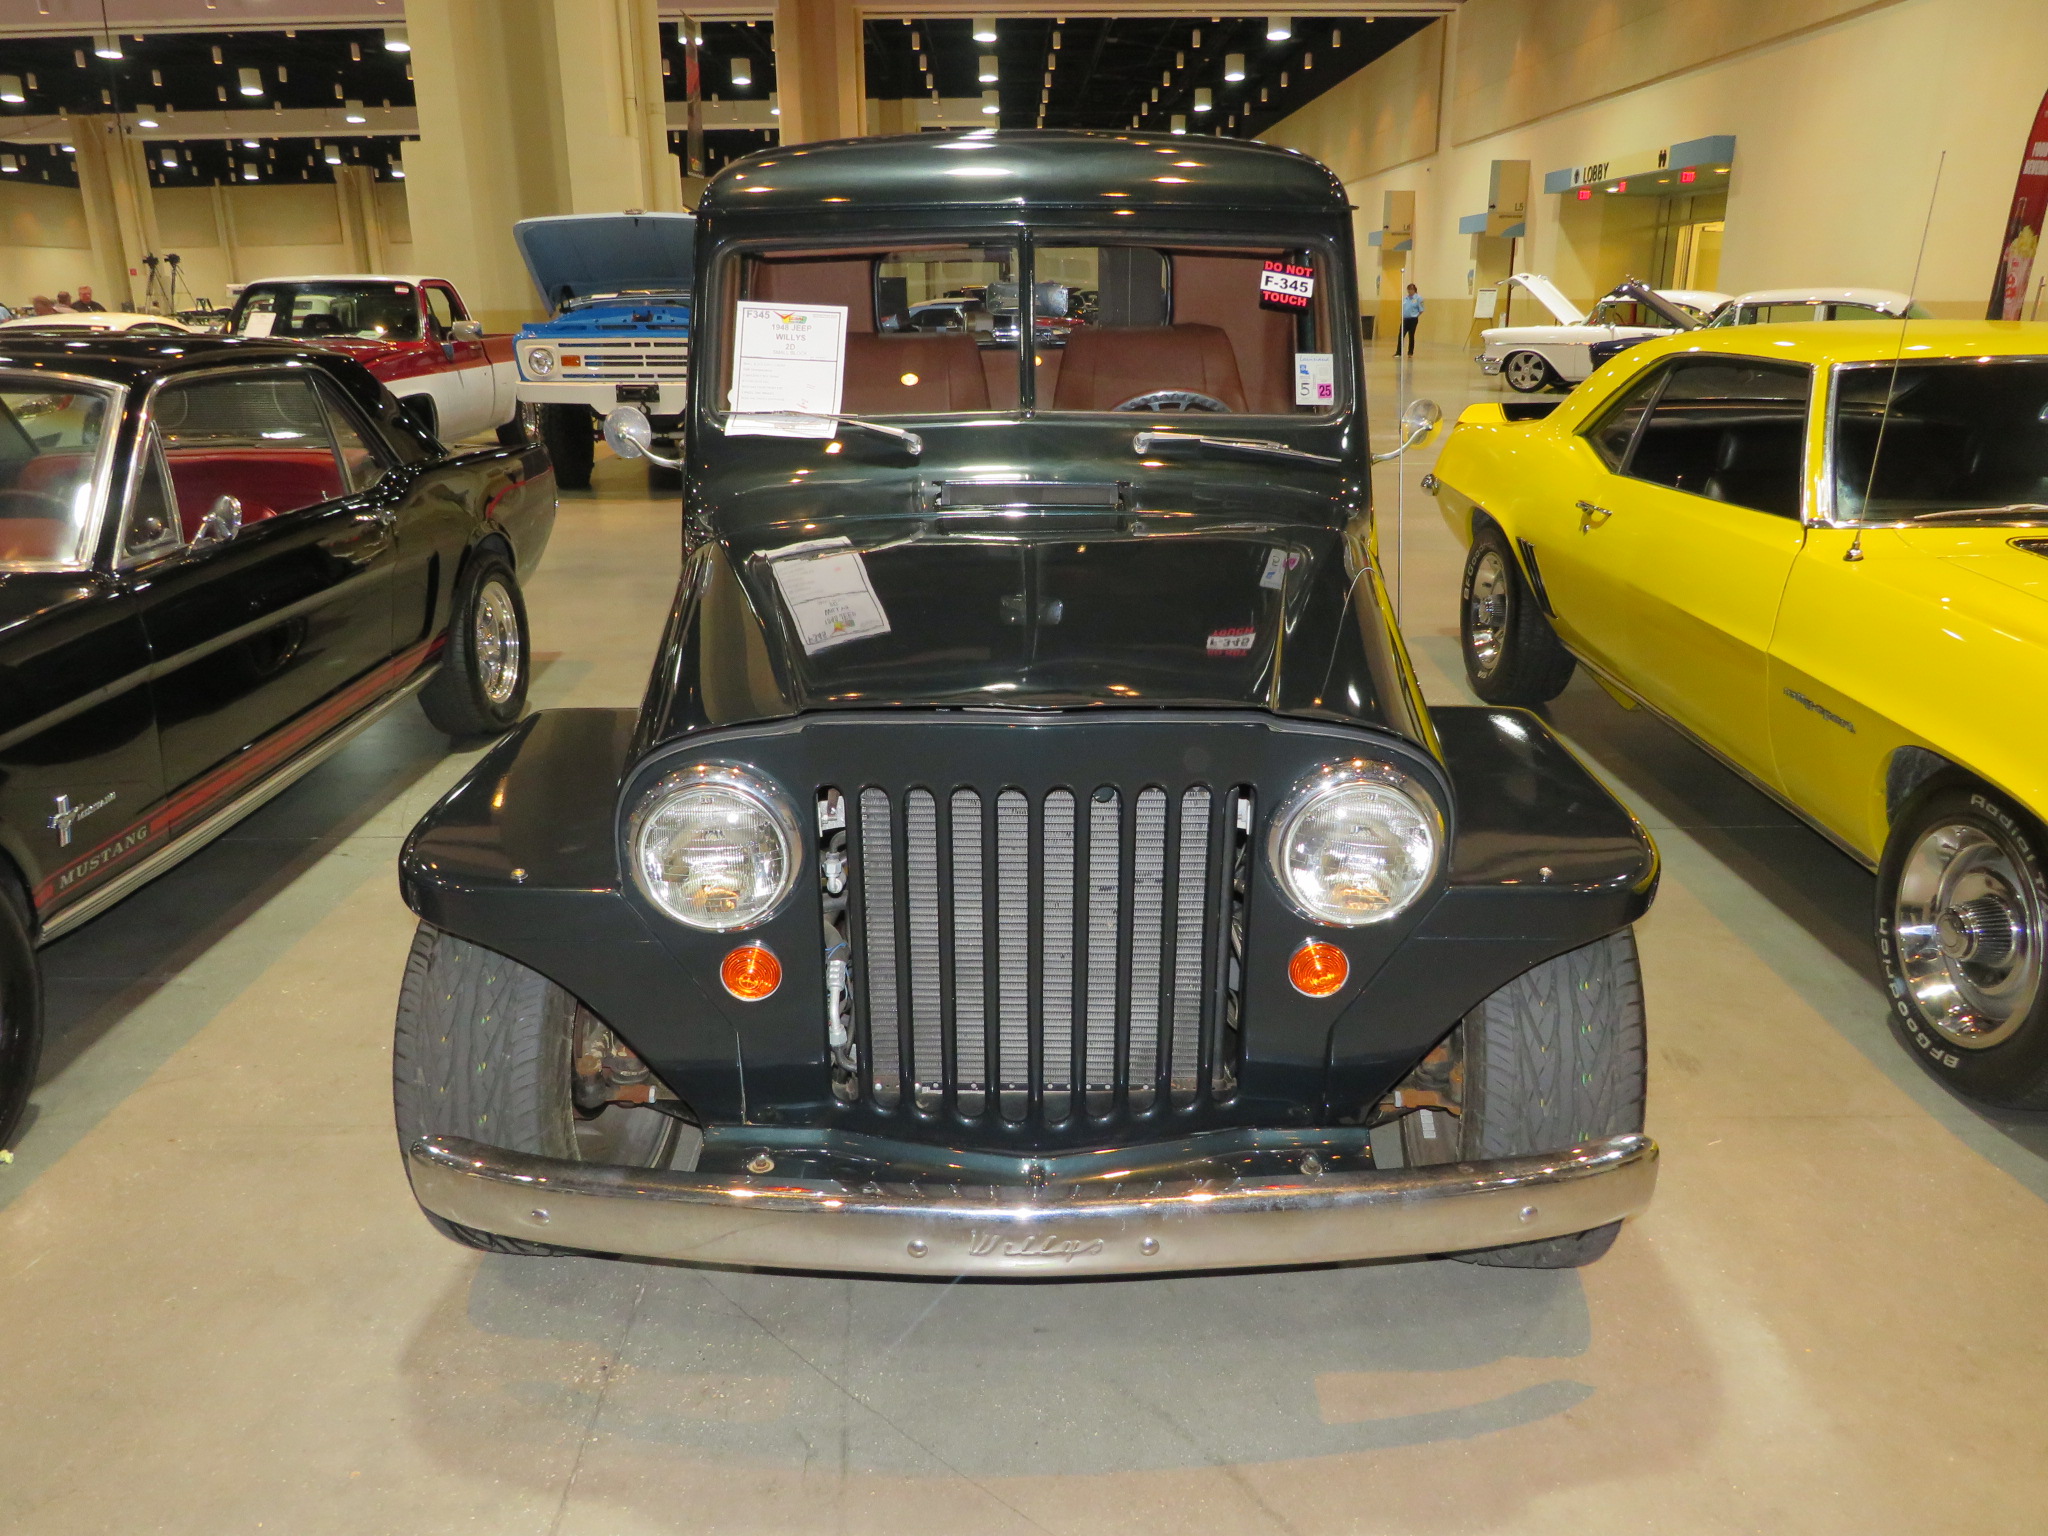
[10,452,92,497]
[0,518,74,564]
[164,450,343,538]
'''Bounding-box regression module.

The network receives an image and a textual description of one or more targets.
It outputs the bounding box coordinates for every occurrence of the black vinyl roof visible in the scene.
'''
[699,129,1350,218]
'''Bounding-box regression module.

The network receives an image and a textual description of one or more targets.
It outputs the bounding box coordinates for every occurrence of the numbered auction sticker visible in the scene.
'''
[1294,353,1334,406]
[1259,260,1316,311]
[768,537,892,653]
[1207,625,1258,655]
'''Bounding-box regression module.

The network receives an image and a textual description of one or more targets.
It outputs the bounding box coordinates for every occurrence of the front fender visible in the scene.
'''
[397,708,748,1118]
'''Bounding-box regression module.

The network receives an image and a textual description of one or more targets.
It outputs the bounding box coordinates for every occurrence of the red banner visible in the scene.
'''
[1988,86,2048,320]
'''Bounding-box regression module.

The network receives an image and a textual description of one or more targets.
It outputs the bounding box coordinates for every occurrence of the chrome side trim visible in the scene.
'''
[407,1131,1658,1277]
[1570,655,1878,870]
[36,669,434,944]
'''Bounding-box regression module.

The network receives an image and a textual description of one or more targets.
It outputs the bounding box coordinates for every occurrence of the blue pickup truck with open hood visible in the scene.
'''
[511,211,695,491]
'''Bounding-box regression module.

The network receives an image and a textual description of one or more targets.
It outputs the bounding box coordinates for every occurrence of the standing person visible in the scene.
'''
[73,285,106,312]
[1398,283,1423,356]
[51,291,76,312]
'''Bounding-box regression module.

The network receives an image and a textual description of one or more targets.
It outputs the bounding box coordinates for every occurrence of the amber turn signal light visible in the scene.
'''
[1287,940,1349,998]
[720,944,782,1001]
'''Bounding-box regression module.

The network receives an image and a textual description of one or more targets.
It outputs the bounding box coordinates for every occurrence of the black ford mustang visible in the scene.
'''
[395,130,1660,1276]
[0,335,555,1148]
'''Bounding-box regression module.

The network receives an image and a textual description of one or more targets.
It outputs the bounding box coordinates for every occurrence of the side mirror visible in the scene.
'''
[1371,398,1444,463]
[450,319,483,342]
[191,494,243,548]
[602,405,685,470]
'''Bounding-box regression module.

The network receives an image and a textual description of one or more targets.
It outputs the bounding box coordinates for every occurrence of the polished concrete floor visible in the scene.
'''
[5,345,2048,1535]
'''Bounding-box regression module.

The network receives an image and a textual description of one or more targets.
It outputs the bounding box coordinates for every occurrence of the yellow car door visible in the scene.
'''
[1592,356,1812,775]
[1512,365,1669,677]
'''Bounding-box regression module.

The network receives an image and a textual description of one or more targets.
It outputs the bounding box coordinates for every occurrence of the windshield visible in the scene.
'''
[1833,358,2048,520]
[0,379,118,571]
[714,237,1341,424]
[235,281,421,342]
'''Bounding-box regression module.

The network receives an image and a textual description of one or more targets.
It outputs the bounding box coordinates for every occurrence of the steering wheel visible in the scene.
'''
[0,488,70,520]
[1115,390,1232,413]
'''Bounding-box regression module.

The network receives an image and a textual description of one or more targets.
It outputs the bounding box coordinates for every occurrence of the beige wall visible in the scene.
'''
[1267,0,2048,343]
[0,180,416,315]
[0,181,94,309]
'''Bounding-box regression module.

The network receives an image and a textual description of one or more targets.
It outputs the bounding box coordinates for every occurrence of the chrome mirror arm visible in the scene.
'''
[710,410,923,457]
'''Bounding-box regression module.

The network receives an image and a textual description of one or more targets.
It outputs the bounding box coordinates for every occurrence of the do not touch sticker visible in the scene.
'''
[1207,626,1258,655]
[1259,260,1316,311]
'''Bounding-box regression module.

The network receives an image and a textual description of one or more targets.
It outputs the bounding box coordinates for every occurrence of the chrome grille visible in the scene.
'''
[562,336,691,381]
[846,781,1239,1122]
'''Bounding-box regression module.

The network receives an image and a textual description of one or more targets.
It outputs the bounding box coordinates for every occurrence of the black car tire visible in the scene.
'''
[1877,779,2048,1108]
[419,549,529,740]
[1402,930,1647,1269]
[1460,525,1575,706]
[538,403,595,491]
[495,402,533,447]
[392,925,579,1254]
[1502,350,1559,393]
[0,879,41,1153]
[400,393,439,441]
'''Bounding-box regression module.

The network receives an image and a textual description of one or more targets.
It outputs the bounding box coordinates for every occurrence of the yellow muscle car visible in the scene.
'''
[1428,320,2048,1107]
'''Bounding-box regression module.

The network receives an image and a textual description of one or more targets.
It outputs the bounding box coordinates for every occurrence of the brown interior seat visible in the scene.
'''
[842,333,991,414]
[1051,324,1248,413]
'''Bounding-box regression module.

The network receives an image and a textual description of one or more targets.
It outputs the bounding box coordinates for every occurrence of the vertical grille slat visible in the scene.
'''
[846,779,1234,1126]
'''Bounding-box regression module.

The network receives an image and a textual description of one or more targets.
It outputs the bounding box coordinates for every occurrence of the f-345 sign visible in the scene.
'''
[1259,260,1315,311]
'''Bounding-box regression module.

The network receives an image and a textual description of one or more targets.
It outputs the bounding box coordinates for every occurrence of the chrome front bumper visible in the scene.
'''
[1475,352,1502,373]
[407,1132,1657,1276]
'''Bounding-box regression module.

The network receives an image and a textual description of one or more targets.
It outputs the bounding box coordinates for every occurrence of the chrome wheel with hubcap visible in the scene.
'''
[1503,351,1553,393]
[1466,547,1510,679]
[473,578,523,707]
[1893,820,2044,1050]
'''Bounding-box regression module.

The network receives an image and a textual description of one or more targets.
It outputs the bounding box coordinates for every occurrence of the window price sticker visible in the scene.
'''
[767,536,892,653]
[1259,260,1316,311]
[1294,353,1334,406]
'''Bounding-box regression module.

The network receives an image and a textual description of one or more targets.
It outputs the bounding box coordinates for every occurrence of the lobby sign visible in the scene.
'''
[1988,86,2048,320]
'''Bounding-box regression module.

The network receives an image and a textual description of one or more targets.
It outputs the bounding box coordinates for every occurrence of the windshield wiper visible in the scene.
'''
[1131,430,1341,467]
[1907,503,2048,522]
[712,409,923,456]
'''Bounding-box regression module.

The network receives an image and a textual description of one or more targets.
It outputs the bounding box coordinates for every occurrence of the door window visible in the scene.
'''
[313,376,391,493]
[0,379,118,570]
[423,286,458,338]
[1623,358,1809,517]
[1582,366,1666,472]
[152,372,348,539]
[122,433,181,558]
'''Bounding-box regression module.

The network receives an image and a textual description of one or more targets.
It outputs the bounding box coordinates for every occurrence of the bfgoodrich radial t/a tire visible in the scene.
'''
[1878,779,2048,1108]
[419,550,529,740]
[1401,930,1648,1268]
[0,880,41,1153]
[1460,525,1576,707]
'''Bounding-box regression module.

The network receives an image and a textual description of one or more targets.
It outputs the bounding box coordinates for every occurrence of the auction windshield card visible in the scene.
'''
[768,537,892,653]
[727,301,848,437]
[1293,353,1334,405]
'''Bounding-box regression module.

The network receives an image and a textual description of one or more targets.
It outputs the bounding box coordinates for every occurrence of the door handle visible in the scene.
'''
[1576,499,1613,532]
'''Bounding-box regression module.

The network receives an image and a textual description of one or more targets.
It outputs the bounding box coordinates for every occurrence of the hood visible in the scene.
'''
[1503,273,1584,326]
[1610,280,1700,331]
[514,212,697,312]
[1900,528,2048,610]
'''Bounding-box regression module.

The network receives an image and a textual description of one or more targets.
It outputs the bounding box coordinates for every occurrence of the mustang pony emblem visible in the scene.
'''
[48,791,116,848]
[965,1229,1107,1262]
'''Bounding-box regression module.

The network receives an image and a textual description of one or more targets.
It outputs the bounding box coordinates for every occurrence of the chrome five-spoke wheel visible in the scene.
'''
[1502,352,1552,393]
[1893,820,2045,1050]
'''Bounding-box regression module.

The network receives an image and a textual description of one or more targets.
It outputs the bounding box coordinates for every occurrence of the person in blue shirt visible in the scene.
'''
[1398,284,1423,356]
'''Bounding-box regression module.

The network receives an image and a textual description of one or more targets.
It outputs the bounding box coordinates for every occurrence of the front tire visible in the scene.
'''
[0,880,42,1153]
[392,925,678,1254]
[538,404,595,491]
[1878,779,2048,1107]
[495,401,536,447]
[419,549,529,740]
[1502,350,1558,393]
[1401,930,1647,1268]
[1460,524,1575,706]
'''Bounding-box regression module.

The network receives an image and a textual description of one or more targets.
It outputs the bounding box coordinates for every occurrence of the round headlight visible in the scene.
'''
[629,764,803,931]
[1267,760,1443,925]
[522,344,554,377]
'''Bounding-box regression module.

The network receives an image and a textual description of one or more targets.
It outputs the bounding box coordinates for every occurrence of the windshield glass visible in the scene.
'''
[235,281,421,342]
[714,237,1341,423]
[1834,358,2048,520]
[0,379,118,571]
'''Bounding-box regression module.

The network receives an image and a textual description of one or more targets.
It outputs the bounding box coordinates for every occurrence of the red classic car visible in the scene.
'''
[228,274,523,447]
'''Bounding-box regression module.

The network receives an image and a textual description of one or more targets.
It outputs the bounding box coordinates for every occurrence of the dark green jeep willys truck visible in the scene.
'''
[392,129,1658,1275]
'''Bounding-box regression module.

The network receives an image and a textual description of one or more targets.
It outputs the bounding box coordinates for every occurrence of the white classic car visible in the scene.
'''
[0,311,198,335]
[1476,274,1729,392]
[1703,286,1924,325]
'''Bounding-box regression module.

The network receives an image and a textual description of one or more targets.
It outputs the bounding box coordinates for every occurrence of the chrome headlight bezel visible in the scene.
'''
[627,762,805,932]
[1266,758,1445,926]
[521,343,555,378]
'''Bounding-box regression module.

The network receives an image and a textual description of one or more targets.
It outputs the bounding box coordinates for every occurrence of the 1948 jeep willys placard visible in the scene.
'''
[391,130,1658,1275]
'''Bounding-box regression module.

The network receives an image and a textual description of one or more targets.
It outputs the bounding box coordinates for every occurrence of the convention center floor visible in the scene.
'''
[4,343,2045,1535]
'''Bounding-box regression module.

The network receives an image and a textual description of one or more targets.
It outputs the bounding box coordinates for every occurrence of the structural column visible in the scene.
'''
[72,114,161,310]
[772,0,866,147]
[405,0,684,332]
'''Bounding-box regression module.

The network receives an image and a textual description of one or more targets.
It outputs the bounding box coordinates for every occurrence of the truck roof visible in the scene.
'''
[698,128,1349,217]
[238,274,440,287]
